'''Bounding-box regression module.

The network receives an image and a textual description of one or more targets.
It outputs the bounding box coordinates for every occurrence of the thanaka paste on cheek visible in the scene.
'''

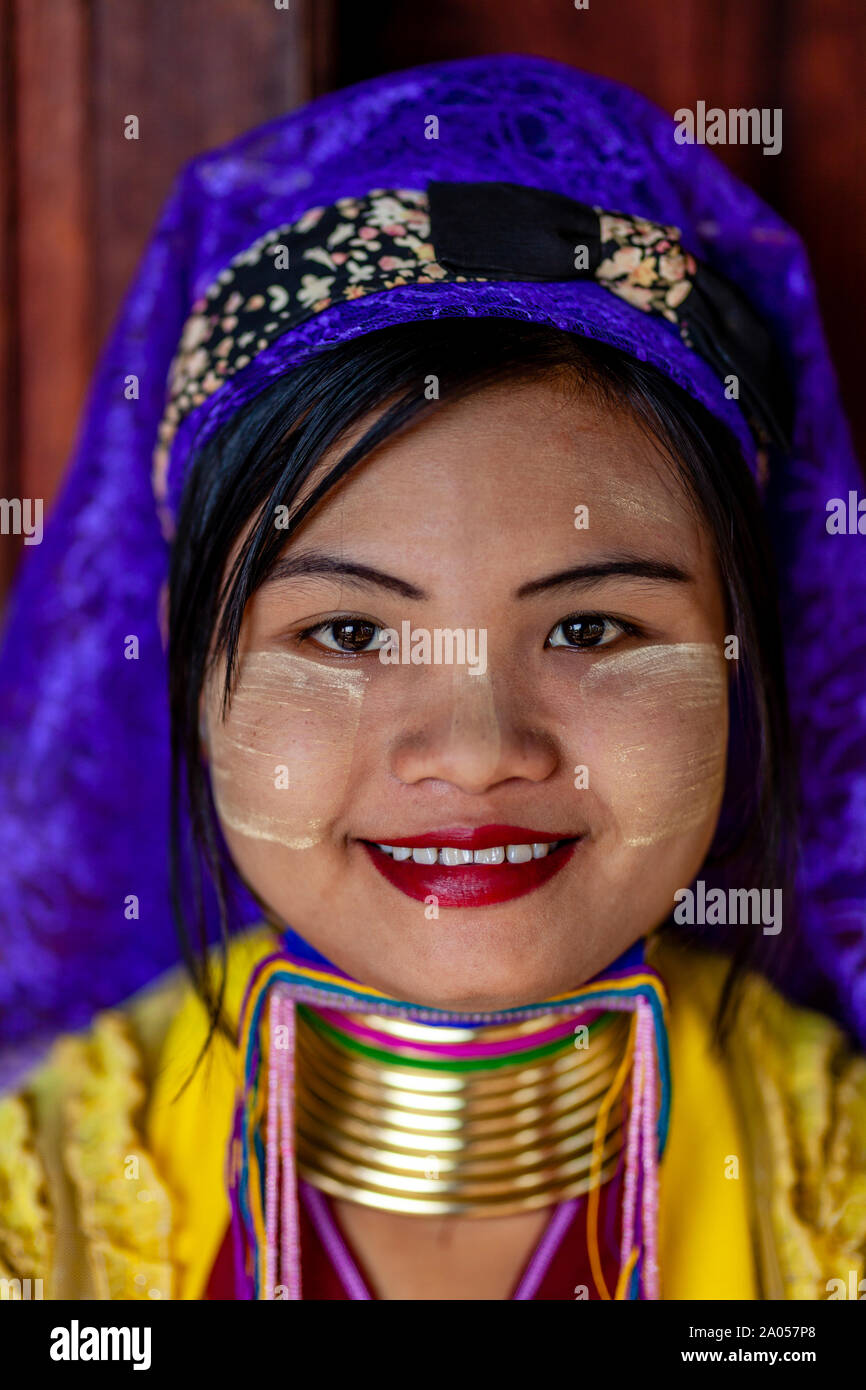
[204,649,368,850]
[574,642,728,848]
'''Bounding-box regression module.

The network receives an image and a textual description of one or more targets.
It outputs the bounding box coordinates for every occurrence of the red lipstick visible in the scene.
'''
[360,825,580,908]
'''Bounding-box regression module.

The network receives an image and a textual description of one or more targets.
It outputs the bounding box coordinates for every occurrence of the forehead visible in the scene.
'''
[297,375,706,567]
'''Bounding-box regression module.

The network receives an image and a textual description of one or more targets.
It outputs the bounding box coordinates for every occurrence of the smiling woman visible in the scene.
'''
[175,321,772,1016]
[1,56,865,1305]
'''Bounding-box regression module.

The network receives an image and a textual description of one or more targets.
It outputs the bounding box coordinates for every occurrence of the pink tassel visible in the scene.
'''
[263,991,280,1301]
[277,988,302,1299]
[619,1005,645,1273]
[638,998,661,1299]
[609,996,661,1299]
[262,985,302,1300]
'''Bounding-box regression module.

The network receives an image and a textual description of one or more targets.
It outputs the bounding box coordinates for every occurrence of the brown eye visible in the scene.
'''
[547,614,618,649]
[309,618,385,653]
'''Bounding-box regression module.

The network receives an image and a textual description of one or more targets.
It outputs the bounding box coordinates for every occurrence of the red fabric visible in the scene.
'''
[205,1189,350,1300]
[205,1170,624,1300]
[532,1176,622,1300]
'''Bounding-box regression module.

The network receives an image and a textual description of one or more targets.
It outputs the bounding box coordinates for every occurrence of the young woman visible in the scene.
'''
[1,55,864,1302]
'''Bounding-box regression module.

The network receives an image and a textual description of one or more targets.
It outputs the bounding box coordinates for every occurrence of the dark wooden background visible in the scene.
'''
[1,0,863,591]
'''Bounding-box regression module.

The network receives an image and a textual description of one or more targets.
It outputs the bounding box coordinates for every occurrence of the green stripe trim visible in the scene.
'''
[298,1006,613,1073]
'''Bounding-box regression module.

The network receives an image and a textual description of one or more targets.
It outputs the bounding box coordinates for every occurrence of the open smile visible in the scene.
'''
[360,824,581,907]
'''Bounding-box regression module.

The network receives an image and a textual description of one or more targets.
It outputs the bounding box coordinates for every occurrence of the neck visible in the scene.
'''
[275,925,650,1024]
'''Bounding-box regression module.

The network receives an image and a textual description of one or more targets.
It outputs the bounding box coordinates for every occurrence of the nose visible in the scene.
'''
[389,666,558,795]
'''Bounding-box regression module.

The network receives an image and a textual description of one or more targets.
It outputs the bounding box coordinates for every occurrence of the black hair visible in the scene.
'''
[167,318,798,1062]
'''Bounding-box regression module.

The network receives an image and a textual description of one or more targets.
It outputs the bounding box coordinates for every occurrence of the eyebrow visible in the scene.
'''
[267,551,427,599]
[266,551,691,602]
[515,558,692,598]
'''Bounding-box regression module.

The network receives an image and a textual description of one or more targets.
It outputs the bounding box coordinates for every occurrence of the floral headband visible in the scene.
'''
[152,180,792,516]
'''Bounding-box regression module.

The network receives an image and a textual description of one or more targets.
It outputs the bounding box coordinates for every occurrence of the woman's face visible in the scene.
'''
[203,374,729,1010]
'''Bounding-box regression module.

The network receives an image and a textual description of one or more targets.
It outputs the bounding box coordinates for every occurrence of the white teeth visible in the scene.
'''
[440,847,474,866]
[374,840,567,864]
[473,846,505,865]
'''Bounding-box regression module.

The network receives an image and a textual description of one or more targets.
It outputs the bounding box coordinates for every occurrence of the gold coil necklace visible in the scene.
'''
[294,1004,630,1218]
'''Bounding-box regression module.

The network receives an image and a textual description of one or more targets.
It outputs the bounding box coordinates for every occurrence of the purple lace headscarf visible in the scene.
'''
[1,54,864,1074]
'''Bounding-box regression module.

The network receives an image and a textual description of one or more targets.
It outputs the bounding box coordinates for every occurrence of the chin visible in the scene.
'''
[350,929,584,1015]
